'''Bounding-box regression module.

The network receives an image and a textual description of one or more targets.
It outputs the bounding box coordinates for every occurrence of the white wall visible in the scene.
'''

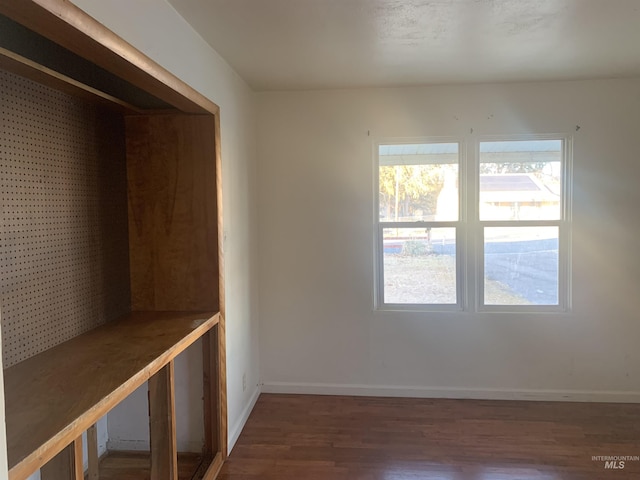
[70,0,260,452]
[106,345,206,452]
[257,78,640,402]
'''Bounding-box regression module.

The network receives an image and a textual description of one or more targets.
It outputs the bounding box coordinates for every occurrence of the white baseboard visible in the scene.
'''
[107,386,262,455]
[107,438,150,451]
[261,381,640,403]
[228,385,261,453]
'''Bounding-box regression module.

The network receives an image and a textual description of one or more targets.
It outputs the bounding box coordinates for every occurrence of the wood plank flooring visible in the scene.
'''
[219,394,640,480]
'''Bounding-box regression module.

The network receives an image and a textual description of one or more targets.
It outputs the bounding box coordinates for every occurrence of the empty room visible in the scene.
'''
[0,1,639,480]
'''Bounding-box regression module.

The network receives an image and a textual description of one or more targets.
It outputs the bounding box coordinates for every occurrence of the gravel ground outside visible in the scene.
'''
[383,254,531,305]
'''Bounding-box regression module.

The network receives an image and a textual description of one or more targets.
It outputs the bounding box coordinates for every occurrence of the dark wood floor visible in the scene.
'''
[219,393,640,480]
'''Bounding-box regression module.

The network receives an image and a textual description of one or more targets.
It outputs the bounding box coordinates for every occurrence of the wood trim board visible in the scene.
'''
[214,107,228,461]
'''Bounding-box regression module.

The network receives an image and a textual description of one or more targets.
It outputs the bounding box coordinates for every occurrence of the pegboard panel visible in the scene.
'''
[0,68,131,367]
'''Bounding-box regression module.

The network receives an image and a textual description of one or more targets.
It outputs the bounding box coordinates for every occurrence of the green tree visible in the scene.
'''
[379,165,446,221]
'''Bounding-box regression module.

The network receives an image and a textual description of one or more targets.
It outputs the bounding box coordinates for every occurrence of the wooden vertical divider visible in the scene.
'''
[40,436,83,480]
[148,361,178,480]
[203,327,220,456]
[87,424,99,480]
[125,114,219,312]
[72,438,83,480]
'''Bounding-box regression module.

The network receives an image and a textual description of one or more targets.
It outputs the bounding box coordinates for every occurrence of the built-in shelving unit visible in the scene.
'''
[5,312,220,479]
[0,1,227,479]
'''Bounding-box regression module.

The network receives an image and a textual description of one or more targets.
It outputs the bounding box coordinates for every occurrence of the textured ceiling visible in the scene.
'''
[168,0,640,91]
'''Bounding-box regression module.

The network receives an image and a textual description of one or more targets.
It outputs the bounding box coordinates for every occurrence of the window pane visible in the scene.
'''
[379,143,459,222]
[484,227,559,306]
[383,227,456,304]
[479,140,561,221]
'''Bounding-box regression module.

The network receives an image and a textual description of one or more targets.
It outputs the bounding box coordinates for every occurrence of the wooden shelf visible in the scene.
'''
[0,46,144,114]
[3,311,219,480]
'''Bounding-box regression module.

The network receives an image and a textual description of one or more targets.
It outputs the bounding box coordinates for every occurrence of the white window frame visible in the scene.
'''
[374,136,467,312]
[374,134,572,313]
[474,134,572,312]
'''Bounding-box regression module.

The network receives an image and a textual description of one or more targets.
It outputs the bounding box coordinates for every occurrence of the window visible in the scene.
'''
[375,136,571,311]
[377,141,462,309]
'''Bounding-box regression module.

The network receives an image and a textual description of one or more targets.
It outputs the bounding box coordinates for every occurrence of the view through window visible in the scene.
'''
[377,138,570,310]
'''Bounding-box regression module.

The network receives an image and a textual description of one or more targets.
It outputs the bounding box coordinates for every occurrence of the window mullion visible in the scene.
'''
[479,219,563,228]
[379,221,459,229]
[464,136,479,311]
